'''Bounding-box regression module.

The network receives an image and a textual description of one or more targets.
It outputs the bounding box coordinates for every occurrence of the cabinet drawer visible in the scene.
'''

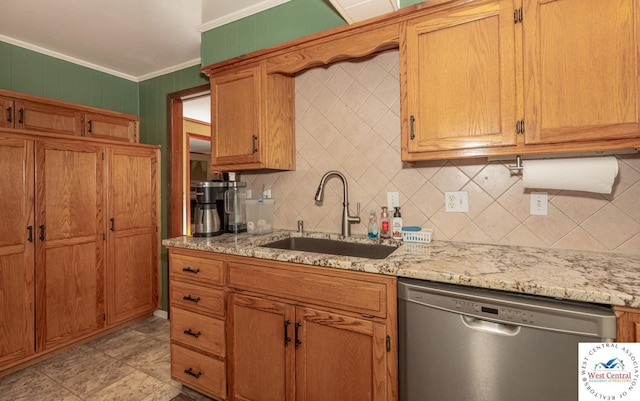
[170,252,224,286]
[171,281,225,317]
[228,262,388,318]
[171,308,225,357]
[171,343,226,400]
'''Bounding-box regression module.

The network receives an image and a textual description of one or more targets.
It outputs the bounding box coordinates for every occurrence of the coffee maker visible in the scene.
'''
[192,181,224,237]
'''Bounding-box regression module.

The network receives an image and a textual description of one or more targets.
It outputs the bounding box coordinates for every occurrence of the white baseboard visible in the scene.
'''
[153,309,169,319]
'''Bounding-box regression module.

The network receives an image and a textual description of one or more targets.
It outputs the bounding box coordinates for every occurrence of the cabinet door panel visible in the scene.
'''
[524,0,640,144]
[211,66,261,166]
[106,147,159,325]
[404,0,516,153]
[15,101,82,136]
[41,243,101,348]
[35,141,104,351]
[229,294,294,401]
[85,113,137,142]
[0,138,34,368]
[296,307,386,401]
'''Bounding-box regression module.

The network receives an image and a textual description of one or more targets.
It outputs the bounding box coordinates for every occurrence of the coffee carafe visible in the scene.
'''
[192,182,223,237]
[224,182,247,233]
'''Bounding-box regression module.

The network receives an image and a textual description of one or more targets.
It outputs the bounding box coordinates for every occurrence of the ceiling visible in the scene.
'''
[0,0,296,82]
[0,0,397,126]
[0,0,398,82]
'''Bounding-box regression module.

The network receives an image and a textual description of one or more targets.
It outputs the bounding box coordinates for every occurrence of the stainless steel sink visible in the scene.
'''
[260,237,397,259]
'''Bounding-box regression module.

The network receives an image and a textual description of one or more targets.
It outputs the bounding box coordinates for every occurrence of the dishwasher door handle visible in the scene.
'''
[461,315,521,336]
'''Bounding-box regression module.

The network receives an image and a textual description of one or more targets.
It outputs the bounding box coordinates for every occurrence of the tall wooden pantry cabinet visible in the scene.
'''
[0,91,159,376]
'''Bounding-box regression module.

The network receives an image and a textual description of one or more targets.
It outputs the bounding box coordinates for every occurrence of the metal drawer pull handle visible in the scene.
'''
[182,267,200,274]
[6,106,11,123]
[18,108,24,124]
[27,226,33,242]
[184,328,202,338]
[295,322,302,349]
[39,225,45,241]
[284,319,291,346]
[183,295,201,303]
[184,368,202,379]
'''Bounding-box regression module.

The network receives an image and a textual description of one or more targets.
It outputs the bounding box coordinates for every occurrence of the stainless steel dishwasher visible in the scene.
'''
[398,278,616,401]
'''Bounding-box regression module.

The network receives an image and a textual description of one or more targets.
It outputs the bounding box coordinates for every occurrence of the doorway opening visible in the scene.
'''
[167,84,210,238]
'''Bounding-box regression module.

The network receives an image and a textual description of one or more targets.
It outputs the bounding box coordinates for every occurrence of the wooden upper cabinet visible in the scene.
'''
[208,61,295,171]
[523,0,640,145]
[84,113,138,142]
[402,0,517,160]
[14,100,83,136]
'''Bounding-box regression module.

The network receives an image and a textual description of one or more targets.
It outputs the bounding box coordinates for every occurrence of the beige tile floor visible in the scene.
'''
[0,316,214,401]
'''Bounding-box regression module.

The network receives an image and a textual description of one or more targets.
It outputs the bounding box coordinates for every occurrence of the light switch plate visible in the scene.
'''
[530,192,548,216]
[445,191,469,212]
[387,192,400,209]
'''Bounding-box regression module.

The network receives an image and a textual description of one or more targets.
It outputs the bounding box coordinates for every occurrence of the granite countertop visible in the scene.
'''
[163,230,640,308]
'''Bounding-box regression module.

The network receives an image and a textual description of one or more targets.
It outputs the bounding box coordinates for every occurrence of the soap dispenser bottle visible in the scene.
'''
[367,209,379,239]
[392,206,403,240]
[380,206,391,239]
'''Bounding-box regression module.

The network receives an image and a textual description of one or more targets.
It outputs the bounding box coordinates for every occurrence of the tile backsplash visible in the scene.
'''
[242,50,640,255]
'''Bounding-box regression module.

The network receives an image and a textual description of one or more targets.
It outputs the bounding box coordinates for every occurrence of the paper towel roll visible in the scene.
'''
[522,156,619,194]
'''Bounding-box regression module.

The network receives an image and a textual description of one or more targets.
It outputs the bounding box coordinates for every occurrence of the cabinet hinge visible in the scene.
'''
[516,119,525,134]
[514,8,523,24]
[386,336,391,352]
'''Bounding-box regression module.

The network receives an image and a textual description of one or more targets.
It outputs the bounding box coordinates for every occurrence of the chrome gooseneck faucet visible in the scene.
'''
[314,170,360,236]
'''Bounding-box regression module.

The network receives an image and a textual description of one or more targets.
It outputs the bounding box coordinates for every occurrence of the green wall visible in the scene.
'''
[139,66,209,310]
[201,0,346,66]
[0,41,138,115]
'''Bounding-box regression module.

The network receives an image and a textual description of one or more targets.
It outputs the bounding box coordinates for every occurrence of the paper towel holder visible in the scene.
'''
[508,155,524,172]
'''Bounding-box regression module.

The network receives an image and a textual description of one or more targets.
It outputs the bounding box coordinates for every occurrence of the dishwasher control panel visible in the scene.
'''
[454,299,536,324]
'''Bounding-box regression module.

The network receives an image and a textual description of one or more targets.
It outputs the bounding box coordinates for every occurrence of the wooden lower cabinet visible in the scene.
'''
[229,294,387,401]
[168,248,398,401]
[615,306,640,342]
[170,249,227,400]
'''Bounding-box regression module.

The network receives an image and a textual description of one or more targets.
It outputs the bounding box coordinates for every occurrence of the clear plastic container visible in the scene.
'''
[245,198,275,234]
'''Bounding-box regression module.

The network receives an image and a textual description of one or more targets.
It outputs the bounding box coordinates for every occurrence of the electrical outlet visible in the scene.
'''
[445,191,469,212]
[530,192,548,216]
[387,192,400,209]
